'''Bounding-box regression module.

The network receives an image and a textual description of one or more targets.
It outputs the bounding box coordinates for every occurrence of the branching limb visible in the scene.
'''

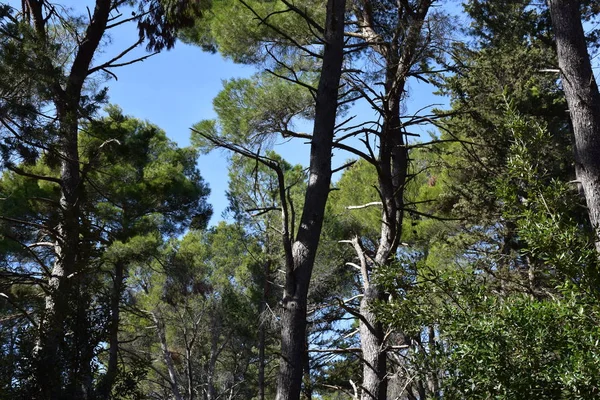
[308,347,362,353]
[405,208,462,221]
[239,0,322,59]
[88,38,155,76]
[246,206,281,217]
[332,160,356,174]
[6,165,61,184]
[279,0,324,35]
[0,292,38,328]
[190,127,294,268]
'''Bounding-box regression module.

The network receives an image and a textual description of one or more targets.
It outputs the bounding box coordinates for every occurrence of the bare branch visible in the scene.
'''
[346,201,382,210]
[308,347,362,353]
[279,0,324,35]
[247,206,281,217]
[405,208,462,221]
[6,165,61,184]
[265,68,317,96]
[88,38,156,76]
[332,160,356,174]
[0,292,38,328]
[238,0,322,59]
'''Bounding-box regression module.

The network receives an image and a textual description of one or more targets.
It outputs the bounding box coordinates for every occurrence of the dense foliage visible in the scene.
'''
[2,0,600,399]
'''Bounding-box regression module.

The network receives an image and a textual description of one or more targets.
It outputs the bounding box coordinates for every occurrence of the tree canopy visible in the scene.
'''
[3,1,600,399]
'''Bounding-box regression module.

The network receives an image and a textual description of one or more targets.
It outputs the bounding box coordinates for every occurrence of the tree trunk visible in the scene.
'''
[277,299,309,400]
[359,284,388,400]
[359,102,403,400]
[258,317,266,400]
[302,331,313,399]
[207,318,219,400]
[36,110,82,399]
[98,260,124,398]
[548,0,600,252]
[354,2,432,398]
[185,342,194,400]
[427,326,440,398]
[31,1,113,397]
[153,311,185,400]
[275,0,346,398]
[258,259,271,400]
[359,68,406,400]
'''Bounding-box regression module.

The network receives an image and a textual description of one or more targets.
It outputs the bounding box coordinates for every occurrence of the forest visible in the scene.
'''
[2,0,600,399]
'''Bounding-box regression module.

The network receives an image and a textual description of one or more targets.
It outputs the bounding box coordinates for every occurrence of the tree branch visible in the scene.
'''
[346,201,382,210]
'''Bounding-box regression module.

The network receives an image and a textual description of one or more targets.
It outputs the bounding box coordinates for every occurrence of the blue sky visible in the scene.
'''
[9,0,459,224]
[100,37,451,224]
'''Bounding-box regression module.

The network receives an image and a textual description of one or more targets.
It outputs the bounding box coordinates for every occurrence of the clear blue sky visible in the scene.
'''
[101,35,451,224]
[9,1,460,224]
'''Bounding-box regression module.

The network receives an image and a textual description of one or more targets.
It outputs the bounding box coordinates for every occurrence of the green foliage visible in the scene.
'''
[5,1,600,399]
[192,72,314,152]
[437,0,570,227]
[441,292,600,399]
[84,105,213,236]
[0,105,213,397]
[180,0,326,64]
[371,4,600,395]
[495,105,597,286]
[376,102,600,399]
[329,160,381,239]
[127,223,267,399]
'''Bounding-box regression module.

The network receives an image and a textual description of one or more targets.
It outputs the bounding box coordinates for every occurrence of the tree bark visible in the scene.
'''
[275,0,346,398]
[258,259,272,400]
[186,345,194,400]
[359,89,404,400]
[33,1,113,397]
[207,316,220,400]
[98,261,124,398]
[359,284,388,400]
[548,0,600,252]
[302,331,313,399]
[153,311,185,400]
[354,2,431,398]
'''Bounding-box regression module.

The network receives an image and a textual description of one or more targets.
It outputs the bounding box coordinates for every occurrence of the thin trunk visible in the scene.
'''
[36,112,81,399]
[275,0,346,398]
[359,285,388,400]
[36,106,84,398]
[98,261,124,398]
[548,0,600,252]
[258,313,266,400]
[207,319,219,400]
[186,345,194,400]
[153,312,184,400]
[258,260,271,400]
[427,327,440,398]
[302,331,312,399]
[360,83,405,400]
